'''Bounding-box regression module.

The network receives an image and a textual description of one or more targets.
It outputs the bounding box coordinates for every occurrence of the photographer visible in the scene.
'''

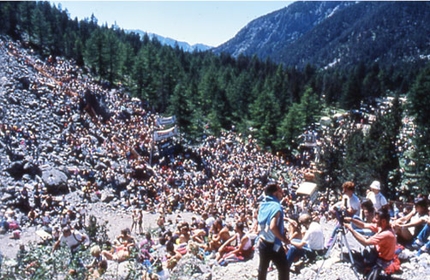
[333,181,361,217]
[326,181,361,248]
[344,209,396,276]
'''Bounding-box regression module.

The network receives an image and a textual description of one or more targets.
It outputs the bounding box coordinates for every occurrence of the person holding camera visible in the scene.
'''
[335,181,361,217]
[257,182,290,280]
[344,208,396,276]
[326,181,361,248]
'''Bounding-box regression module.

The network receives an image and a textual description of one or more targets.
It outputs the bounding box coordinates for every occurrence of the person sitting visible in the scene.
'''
[286,215,303,240]
[139,232,155,261]
[365,181,388,211]
[216,222,254,265]
[326,181,361,248]
[354,199,376,237]
[344,208,397,277]
[87,259,107,279]
[177,222,192,244]
[392,198,428,246]
[410,216,430,255]
[102,228,136,262]
[191,221,208,244]
[27,207,39,226]
[205,218,231,253]
[164,240,182,270]
[286,213,325,270]
[86,245,107,277]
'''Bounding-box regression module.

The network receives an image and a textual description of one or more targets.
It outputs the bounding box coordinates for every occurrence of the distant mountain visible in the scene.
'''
[214,1,430,69]
[127,29,212,52]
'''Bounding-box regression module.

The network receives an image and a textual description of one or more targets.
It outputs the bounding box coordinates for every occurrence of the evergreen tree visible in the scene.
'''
[104,29,125,84]
[407,65,430,189]
[84,28,106,78]
[30,4,53,53]
[249,79,282,150]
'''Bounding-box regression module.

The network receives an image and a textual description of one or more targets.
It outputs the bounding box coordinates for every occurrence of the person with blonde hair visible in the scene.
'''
[86,245,107,277]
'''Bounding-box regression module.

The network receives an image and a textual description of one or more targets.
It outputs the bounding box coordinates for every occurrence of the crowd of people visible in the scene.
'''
[1,38,429,279]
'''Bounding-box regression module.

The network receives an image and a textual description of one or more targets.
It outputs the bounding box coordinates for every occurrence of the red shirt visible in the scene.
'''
[368,225,396,261]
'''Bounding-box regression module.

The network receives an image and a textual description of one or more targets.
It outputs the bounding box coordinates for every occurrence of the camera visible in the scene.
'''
[334,206,346,226]
[334,198,348,226]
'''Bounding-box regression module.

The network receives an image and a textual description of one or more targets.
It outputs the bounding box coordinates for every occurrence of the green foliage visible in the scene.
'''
[0,215,113,280]
[0,242,91,280]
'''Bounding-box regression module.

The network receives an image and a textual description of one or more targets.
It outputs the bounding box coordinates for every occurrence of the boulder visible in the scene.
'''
[5,161,25,179]
[100,190,115,203]
[23,161,42,177]
[41,167,69,194]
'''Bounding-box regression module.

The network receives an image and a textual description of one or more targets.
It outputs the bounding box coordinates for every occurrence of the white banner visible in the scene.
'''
[154,126,178,142]
[156,115,176,126]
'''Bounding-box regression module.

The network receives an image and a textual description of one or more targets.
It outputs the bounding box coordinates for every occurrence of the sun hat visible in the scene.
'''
[370,180,381,190]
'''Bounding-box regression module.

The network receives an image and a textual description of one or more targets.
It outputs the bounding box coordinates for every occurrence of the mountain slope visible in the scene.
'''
[214,1,430,69]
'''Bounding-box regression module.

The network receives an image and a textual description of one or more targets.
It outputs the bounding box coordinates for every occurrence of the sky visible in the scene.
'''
[52,1,292,47]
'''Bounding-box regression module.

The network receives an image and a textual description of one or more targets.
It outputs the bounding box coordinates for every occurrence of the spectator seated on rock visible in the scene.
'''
[175,222,192,255]
[52,225,88,255]
[286,215,303,240]
[164,240,182,270]
[286,213,325,270]
[87,259,107,280]
[392,198,428,246]
[410,217,430,255]
[27,207,39,226]
[85,245,107,272]
[191,221,208,244]
[354,199,376,237]
[345,209,399,278]
[102,228,136,262]
[205,218,231,253]
[216,222,254,265]
[139,232,155,261]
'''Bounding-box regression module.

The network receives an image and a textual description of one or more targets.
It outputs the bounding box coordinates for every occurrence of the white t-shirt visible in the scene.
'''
[342,194,361,216]
[303,222,325,250]
[205,216,215,228]
[366,192,388,211]
[59,230,83,251]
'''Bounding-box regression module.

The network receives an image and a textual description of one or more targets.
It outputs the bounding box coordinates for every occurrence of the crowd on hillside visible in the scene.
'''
[1,38,430,279]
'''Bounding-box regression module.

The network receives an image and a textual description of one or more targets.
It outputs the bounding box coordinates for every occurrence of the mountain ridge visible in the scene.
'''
[127,29,212,52]
[214,1,430,70]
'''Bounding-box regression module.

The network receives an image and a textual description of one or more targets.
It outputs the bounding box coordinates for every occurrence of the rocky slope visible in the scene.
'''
[0,38,429,280]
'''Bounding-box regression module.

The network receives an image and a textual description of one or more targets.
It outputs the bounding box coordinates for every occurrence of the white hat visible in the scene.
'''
[370,181,381,190]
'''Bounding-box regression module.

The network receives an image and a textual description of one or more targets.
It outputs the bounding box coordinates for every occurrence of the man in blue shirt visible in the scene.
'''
[257,182,290,280]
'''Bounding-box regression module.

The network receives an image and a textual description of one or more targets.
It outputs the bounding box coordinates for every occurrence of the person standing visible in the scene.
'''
[52,226,87,254]
[137,209,144,235]
[257,182,290,280]
[366,181,388,211]
[130,209,138,233]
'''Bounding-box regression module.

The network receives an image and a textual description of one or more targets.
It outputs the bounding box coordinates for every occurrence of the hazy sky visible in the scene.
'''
[52,1,291,47]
